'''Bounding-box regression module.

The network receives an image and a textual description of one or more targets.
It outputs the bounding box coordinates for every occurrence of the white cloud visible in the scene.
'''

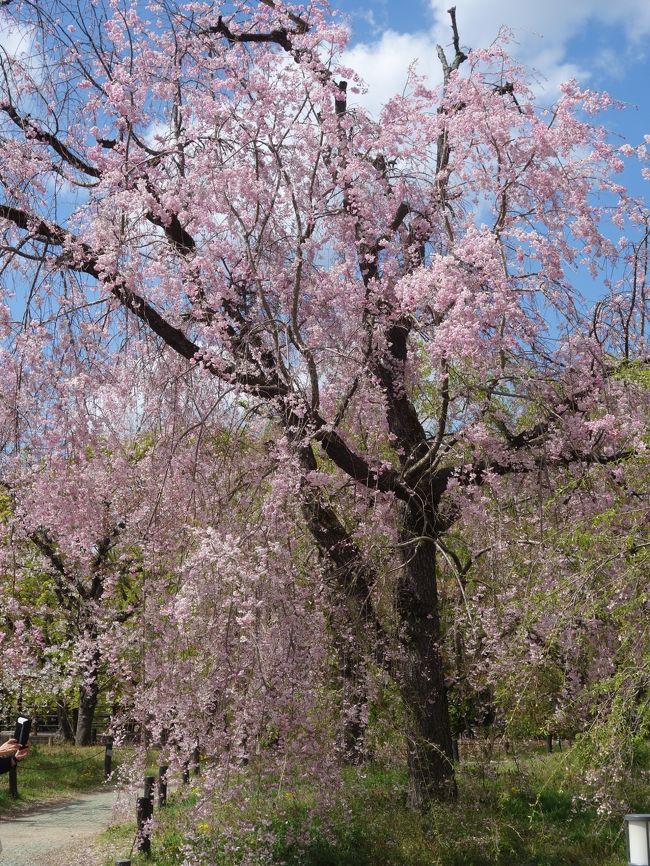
[343,0,650,115]
[428,0,650,52]
[343,30,444,117]
[428,0,650,96]
[0,11,34,61]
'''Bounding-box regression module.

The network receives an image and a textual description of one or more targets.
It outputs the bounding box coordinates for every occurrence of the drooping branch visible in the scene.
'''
[1,201,416,504]
[0,203,286,398]
[298,445,390,669]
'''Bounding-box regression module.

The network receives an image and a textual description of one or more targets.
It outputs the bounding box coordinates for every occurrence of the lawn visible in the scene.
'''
[107,746,646,866]
[0,744,110,813]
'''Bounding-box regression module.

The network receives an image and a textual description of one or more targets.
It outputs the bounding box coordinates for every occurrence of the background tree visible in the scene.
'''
[435,443,649,805]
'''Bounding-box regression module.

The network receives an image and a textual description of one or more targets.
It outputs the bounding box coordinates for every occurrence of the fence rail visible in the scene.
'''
[0,711,112,742]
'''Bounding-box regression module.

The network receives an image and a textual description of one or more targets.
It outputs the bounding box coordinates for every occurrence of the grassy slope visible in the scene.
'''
[105,746,649,866]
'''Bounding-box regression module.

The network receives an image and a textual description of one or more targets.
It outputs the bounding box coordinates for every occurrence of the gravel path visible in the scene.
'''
[0,790,120,866]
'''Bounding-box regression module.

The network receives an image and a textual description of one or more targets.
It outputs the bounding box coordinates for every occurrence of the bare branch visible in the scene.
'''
[447,7,467,69]
[436,7,467,84]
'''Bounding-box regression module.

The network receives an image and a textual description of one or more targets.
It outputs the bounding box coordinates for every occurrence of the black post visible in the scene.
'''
[556,735,562,751]
[192,745,201,776]
[8,761,18,798]
[144,775,155,804]
[104,737,113,780]
[136,796,153,854]
[158,765,168,807]
[182,761,190,784]
[546,734,553,753]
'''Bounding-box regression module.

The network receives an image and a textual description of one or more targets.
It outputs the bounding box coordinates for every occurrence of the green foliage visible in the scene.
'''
[612,359,650,389]
[0,487,12,523]
[130,430,157,462]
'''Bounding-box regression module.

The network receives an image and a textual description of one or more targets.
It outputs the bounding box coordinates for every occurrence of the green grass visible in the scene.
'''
[97,820,140,863]
[8,741,639,864]
[0,744,112,813]
[113,750,641,866]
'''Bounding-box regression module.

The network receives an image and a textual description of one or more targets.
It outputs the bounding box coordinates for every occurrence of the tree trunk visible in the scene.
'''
[298,446,387,764]
[328,604,369,764]
[75,646,100,746]
[75,681,98,746]
[396,511,456,808]
[56,699,75,743]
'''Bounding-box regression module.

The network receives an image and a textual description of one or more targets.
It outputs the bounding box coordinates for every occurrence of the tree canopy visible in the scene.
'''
[0,0,648,812]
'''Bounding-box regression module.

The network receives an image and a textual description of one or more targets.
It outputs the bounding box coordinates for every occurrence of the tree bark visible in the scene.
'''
[75,646,100,746]
[327,601,369,764]
[298,446,387,764]
[75,681,98,745]
[396,509,456,808]
[56,698,75,743]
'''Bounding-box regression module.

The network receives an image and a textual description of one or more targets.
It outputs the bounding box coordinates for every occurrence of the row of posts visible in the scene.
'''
[107,739,200,864]
[7,732,555,803]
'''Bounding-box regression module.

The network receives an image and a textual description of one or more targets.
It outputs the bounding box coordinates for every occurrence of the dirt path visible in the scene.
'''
[0,790,121,866]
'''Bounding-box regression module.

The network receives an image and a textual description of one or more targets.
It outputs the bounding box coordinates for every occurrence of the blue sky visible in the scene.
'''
[333,0,650,314]
[333,0,650,153]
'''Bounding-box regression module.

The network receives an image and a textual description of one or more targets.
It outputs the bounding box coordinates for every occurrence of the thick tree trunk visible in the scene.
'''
[298,446,387,764]
[397,512,455,808]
